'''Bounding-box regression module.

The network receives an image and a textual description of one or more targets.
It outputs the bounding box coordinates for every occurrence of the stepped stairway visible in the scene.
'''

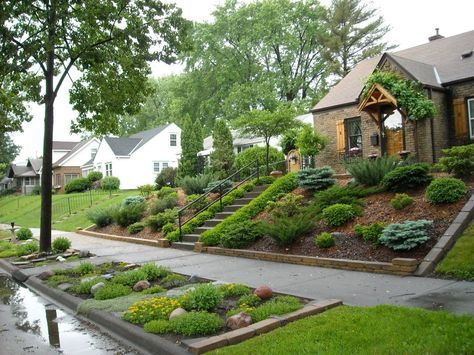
[171,184,269,251]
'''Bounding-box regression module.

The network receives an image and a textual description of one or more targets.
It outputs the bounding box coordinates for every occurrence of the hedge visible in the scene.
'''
[200,173,297,246]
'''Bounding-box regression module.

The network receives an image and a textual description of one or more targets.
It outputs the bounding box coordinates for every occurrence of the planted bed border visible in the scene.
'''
[195,244,418,276]
[415,193,474,276]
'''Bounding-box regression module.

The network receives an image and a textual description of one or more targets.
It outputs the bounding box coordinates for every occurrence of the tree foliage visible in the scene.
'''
[0,133,20,177]
[178,117,204,177]
[210,120,235,178]
[295,125,327,161]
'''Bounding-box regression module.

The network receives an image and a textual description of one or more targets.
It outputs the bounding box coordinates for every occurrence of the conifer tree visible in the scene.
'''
[210,120,235,178]
[193,119,205,174]
[178,117,204,177]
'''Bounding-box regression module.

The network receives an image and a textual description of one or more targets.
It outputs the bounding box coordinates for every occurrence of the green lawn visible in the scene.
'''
[0,190,138,231]
[436,222,474,281]
[211,305,474,355]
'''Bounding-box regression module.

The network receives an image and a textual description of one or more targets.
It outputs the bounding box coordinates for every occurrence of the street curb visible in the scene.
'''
[0,258,30,282]
[25,276,82,312]
[415,193,474,276]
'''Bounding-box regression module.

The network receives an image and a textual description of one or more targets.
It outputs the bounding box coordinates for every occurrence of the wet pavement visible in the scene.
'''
[0,274,138,355]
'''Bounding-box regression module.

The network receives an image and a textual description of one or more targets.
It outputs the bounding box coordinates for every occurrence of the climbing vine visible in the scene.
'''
[362,70,436,121]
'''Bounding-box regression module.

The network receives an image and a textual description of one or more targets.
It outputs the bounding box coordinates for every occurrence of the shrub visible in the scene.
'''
[200,173,297,246]
[137,184,154,198]
[314,232,335,248]
[16,241,39,256]
[52,237,71,253]
[204,179,233,193]
[156,186,176,199]
[160,273,187,288]
[258,214,313,247]
[168,311,223,336]
[123,297,181,324]
[101,176,120,191]
[220,220,263,249]
[322,204,355,226]
[266,193,304,219]
[86,205,118,228]
[186,194,211,212]
[94,283,131,300]
[16,227,33,240]
[71,277,105,295]
[149,194,178,215]
[31,185,41,195]
[344,156,399,186]
[381,163,432,191]
[122,195,145,206]
[74,261,95,275]
[176,174,213,195]
[219,284,251,298]
[161,223,175,236]
[379,220,433,251]
[250,296,302,322]
[155,167,177,189]
[128,222,145,234]
[390,193,414,210]
[87,171,103,183]
[296,166,336,191]
[141,285,166,295]
[312,185,377,214]
[113,203,146,227]
[238,294,261,307]
[143,320,171,334]
[437,144,474,177]
[139,263,171,280]
[354,223,385,245]
[65,177,90,193]
[180,283,223,312]
[146,209,177,232]
[112,269,149,286]
[425,178,466,204]
[234,146,285,178]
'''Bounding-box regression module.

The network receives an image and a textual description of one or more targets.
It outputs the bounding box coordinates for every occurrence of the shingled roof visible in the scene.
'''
[52,141,80,150]
[313,30,474,112]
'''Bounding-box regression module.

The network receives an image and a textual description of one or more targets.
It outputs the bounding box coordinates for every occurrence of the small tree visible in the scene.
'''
[280,128,299,155]
[233,105,300,174]
[295,125,327,167]
[178,117,203,177]
[210,120,235,178]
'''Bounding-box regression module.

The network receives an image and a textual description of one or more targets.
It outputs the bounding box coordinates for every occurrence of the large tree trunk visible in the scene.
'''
[40,1,56,252]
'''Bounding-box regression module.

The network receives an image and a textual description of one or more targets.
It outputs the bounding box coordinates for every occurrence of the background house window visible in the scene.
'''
[55,174,61,186]
[170,134,177,146]
[64,174,79,184]
[105,163,112,176]
[345,117,362,150]
[468,98,474,139]
[25,177,34,185]
[153,162,160,173]
[162,162,169,169]
[91,148,97,159]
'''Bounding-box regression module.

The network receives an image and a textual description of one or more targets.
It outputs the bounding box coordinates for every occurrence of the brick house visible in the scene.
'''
[312,30,474,173]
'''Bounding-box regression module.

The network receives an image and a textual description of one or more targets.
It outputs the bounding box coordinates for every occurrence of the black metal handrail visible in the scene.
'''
[177,160,260,238]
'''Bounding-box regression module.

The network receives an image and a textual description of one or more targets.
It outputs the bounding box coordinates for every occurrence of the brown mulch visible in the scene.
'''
[91,224,164,240]
[248,181,474,263]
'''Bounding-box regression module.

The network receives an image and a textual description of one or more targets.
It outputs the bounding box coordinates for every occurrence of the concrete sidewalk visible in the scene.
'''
[29,229,474,315]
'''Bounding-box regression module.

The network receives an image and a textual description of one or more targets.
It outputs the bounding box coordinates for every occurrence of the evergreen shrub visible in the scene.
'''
[101,176,120,191]
[221,220,263,248]
[437,144,474,177]
[87,206,118,227]
[257,214,313,246]
[379,220,432,251]
[155,167,177,189]
[176,174,213,195]
[127,222,145,234]
[65,177,90,193]
[145,209,177,232]
[122,195,145,206]
[390,193,414,210]
[354,223,385,244]
[16,227,33,240]
[425,178,466,204]
[113,203,146,227]
[343,155,399,186]
[314,232,335,248]
[322,204,355,226]
[296,166,335,191]
[381,163,432,191]
[87,171,103,183]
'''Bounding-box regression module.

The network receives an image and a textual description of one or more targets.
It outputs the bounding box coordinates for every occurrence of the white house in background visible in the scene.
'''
[198,113,314,158]
[52,141,81,163]
[52,138,100,193]
[83,124,181,190]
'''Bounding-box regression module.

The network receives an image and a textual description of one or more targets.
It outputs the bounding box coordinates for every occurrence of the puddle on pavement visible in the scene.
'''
[0,275,138,354]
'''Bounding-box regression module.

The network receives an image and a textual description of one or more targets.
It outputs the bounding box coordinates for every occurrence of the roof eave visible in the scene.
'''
[311,101,358,114]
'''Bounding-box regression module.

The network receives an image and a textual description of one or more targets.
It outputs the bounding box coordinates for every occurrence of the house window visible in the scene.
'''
[105,163,112,176]
[96,164,102,173]
[468,98,474,139]
[64,174,79,184]
[25,177,33,186]
[162,162,169,170]
[153,162,160,173]
[91,148,97,159]
[170,134,177,147]
[345,117,362,150]
[55,174,61,186]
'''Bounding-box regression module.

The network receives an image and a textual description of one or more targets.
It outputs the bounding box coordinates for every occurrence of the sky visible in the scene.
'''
[11,0,474,162]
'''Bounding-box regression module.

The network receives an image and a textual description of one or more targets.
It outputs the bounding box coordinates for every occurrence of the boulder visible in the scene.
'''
[81,276,98,283]
[91,282,105,295]
[57,283,73,291]
[188,274,200,283]
[169,308,187,320]
[37,270,55,280]
[78,250,90,258]
[56,256,66,262]
[20,253,39,261]
[102,273,114,280]
[226,312,252,330]
[133,280,150,292]
[122,263,138,271]
[254,285,272,299]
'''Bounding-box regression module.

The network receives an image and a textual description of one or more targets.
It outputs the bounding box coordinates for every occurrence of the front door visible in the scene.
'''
[382,110,404,156]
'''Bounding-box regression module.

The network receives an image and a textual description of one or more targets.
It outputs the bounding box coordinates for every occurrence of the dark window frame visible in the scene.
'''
[344,116,363,153]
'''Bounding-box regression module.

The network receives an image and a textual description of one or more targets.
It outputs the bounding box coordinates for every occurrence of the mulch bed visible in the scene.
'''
[249,181,474,263]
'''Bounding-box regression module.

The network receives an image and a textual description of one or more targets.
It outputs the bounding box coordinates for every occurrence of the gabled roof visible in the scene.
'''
[103,124,171,157]
[7,160,40,178]
[53,138,98,167]
[313,30,474,112]
[52,141,80,150]
[27,158,42,173]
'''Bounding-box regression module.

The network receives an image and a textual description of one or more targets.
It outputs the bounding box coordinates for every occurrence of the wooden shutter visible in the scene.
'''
[453,99,468,139]
[336,120,346,153]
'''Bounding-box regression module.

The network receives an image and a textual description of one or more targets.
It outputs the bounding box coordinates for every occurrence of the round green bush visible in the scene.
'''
[221,221,262,249]
[322,204,355,226]
[425,177,466,204]
[94,283,132,300]
[381,163,433,191]
[168,311,223,336]
[87,171,103,183]
[101,176,120,191]
[314,232,335,248]
[16,227,33,240]
[52,237,71,253]
[390,193,414,210]
[238,294,261,307]
[65,177,91,193]
[180,283,223,312]
[122,195,145,206]
[161,222,175,236]
[127,222,145,234]
[16,241,39,256]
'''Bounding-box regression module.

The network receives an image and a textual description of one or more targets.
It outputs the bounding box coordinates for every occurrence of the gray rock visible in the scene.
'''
[122,263,138,270]
[91,282,105,295]
[166,286,195,297]
[37,270,55,280]
[20,253,39,261]
[211,280,228,286]
[225,312,252,330]
[133,280,150,292]
[57,283,73,291]
[188,274,200,283]
[169,308,187,320]
[102,273,114,280]
[56,256,66,262]
[78,250,90,258]
[331,232,346,242]
[81,276,98,283]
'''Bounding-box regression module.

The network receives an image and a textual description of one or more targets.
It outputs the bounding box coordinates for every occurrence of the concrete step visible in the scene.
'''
[203,219,224,227]
[214,212,234,219]
[194,226,214,235]
[171,241,195,251]
[253,184,270,192]
[244,191,261,198]
[233,198,253,205]
[223,204,246,212]
[182,234,200,243]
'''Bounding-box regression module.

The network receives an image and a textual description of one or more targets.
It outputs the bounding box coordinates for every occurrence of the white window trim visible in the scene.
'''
[105,162,113,176]
[153,161,170,174]
[468,98,474,140]
[153,161,160,173]
[170,133,177,147]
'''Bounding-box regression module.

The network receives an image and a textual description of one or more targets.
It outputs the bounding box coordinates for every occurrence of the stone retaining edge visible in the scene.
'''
[415,193,474,276]
[195,244,417,276]
[77,227,170,248]
[187,299,343,354]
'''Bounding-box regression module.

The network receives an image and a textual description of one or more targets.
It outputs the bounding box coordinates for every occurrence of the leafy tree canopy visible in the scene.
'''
[295,124,327,161]
[0,133,20,177]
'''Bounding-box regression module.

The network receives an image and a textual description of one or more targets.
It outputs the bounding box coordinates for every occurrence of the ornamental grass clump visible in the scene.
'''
[180,283,222,312]
[123,297,181,324]
[425,178,466,204]
[52,237,71,253]
[343,156,399,186]
[379,220,433,251]
[219,283,251,298]
[296,166,335,191]
[16,227,33,240]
